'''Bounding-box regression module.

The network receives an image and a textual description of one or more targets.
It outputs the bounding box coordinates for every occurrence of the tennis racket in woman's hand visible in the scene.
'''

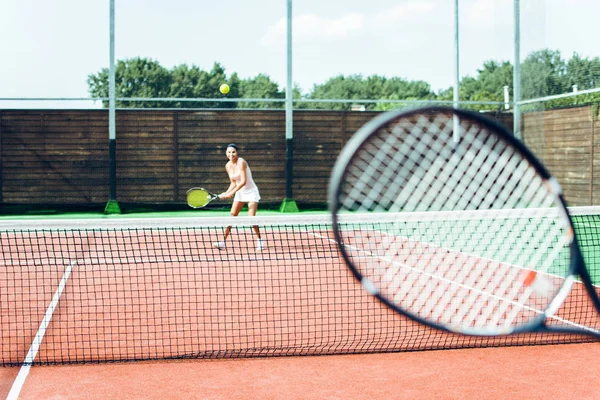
[187,187,220,208]
[328,106,600,338]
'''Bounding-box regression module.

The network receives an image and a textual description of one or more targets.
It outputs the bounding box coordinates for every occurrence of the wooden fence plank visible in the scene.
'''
[0,106,596,208]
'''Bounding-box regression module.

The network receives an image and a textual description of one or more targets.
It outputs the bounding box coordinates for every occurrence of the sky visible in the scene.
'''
[1,0,599,108]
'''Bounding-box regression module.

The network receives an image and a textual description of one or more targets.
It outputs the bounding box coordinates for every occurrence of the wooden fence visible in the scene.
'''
[0,109,376,210]
[0,106,596,211]
[523,105,599,206]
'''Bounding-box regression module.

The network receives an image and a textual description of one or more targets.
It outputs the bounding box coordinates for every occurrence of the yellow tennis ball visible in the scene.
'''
[220,84,230,94]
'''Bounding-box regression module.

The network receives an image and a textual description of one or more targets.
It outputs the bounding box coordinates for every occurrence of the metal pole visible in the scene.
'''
[105,0,120,213]
[281,0,298,212]
[285,0,293,143]
[513,0,522,140]
[453,0,460,143]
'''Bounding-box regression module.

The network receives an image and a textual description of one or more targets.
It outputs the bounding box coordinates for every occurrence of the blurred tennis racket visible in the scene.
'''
[329,106,600,338]
[187,187,220,208]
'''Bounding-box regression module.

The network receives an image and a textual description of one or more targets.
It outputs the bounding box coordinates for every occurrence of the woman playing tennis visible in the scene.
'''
[213,143,263,250]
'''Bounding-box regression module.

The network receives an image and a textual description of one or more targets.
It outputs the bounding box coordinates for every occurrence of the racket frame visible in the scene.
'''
[329,106,600,337]
[186,187,220,209]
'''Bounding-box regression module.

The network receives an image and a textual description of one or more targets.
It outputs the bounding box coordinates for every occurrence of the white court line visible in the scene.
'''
[7,260,75,400]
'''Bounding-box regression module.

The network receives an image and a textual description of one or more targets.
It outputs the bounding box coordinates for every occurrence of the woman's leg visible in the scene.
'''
[225,201,245,239]
[214,201,245,249]
[247,202,261,239]
[230,201,245,217]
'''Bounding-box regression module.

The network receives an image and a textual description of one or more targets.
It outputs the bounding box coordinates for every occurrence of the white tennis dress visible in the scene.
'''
[230,160,261,202]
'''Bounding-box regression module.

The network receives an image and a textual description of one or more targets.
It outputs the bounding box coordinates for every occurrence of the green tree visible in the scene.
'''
[87,49,599,111]
[165,62,236,108]
[462,61,512,102]
[566,53,600,91]
[87,57,172,108]
[307,74,435,110]
[88,59,237,108]
[238,74,284,108]
[373,77,436,111]
[308,74,366,110]
[200,62,237,108]
[436,51,600,110]
[521,49,568,99]
[169,64,209,107]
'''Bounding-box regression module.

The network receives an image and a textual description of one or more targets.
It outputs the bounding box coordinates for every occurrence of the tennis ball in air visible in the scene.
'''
[220,84,230,94]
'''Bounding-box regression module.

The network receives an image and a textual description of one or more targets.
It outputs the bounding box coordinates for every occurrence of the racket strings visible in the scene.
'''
[336,109,573,334]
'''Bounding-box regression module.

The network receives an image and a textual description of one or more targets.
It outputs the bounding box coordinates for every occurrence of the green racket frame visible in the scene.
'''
[186,187,220,208]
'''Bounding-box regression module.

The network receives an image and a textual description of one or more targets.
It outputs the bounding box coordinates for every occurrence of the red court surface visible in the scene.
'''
[3,216,600,398]
[2,342,599,399]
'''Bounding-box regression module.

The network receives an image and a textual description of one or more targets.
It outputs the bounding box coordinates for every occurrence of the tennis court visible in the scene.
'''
[2,210,599,365]
[1,208,600,398]
[2,343,600,399]
[3,0,600,398]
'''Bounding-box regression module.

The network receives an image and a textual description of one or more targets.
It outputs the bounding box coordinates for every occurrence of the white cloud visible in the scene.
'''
[464,0,512,28]
[372,2,436,27]
[261,13,365,47]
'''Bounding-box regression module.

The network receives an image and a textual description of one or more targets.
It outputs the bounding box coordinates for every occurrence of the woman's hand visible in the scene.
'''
[219,192,233,200]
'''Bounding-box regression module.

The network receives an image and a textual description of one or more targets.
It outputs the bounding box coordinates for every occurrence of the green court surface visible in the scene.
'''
[574,217,600,283]
[0,207,328,221]
[340,210,600,285]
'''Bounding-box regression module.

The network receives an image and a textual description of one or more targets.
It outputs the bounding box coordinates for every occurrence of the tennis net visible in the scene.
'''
[1,207,599,366]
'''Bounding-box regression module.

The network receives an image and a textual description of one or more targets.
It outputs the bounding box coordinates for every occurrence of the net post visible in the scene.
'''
[279,198,299,213]
[104,135,120,214]
[104,200,121,214]
[280,137,299,213]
